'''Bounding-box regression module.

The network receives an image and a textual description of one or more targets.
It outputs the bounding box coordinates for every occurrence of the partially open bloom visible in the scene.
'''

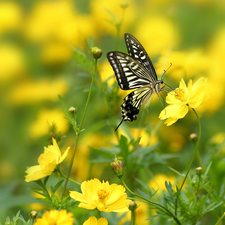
[70,178,130,212]
[83,216,108,225]
[34,209,74,225]
[25,138,70,182]
[110,157,123,178]
[159,77,209,126]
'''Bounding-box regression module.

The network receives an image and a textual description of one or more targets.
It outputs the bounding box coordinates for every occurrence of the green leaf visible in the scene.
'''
[51,179,64,194]
[168,166,185,177]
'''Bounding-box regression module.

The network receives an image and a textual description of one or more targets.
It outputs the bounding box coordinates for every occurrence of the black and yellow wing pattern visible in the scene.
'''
[107,33,166,131]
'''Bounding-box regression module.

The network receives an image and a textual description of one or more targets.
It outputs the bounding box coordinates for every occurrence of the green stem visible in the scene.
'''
[179,108,202,191]
[61,59,98,198]
[79,59,98,131]
[120,178,181,225]
[57,167,80,186]
[215,213,225,225]
[115,7,126,50]
[131,208,135,225]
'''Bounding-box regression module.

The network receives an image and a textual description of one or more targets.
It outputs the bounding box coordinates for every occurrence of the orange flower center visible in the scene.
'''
[97,189,109,199]
[174,88,186,102]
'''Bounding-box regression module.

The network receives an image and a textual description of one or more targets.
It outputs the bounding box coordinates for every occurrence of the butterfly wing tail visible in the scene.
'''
[115,118,125,132]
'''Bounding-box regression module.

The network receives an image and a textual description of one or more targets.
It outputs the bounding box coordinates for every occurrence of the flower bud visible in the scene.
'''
[91,47,102,59]
[128,201,137,211]
[120,1,129,9]
[111,158,123,178]
[189,133,197,142]
[196,167,202,175]
[30,210,38,219]
[69,107,76,113]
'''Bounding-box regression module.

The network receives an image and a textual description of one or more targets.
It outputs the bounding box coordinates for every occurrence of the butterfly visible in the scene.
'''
[107,33,171,131]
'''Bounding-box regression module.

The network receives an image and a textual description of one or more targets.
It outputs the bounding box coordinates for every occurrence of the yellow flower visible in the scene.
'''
[8,78,68,105]
[25,138,70,182]
[0,2,23,35]
[70,178,130,212]
[34,209,74,225]
[159,77,209,126]
[0,44,25,80]
[83,216,108,225]
[29,108,69,138]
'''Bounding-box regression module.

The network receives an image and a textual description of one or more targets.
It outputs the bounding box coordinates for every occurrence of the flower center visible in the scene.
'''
[174,88,187,102]
[97,189,109,199]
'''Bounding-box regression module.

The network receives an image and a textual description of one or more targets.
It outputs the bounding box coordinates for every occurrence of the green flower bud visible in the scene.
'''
[111,157,123,178]
[30,210,38,219]
[189,133,197,142]
[69,107,76,113]
[196,167,202,175]
[128,201,138,211]
[91,47,102,59]
[121,1,129,9]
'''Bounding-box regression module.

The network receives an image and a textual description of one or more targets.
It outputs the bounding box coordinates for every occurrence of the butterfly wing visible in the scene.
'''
[115,87,153,131]
[107,51,153,90]
[124,33,158,81]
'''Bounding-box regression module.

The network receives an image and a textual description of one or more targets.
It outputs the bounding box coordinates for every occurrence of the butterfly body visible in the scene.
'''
[107,33,168,131]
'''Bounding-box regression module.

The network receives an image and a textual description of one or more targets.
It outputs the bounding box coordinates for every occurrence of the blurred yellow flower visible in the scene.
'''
[70,178,130,212]
[135,16,177,57]
[83,216,108,225]
[34,209,74,225]
[8,78,68,104]
[41,42,74,64]
[149,174,176,192]
[159,77,209,126]
[29,108,69,138]
[25,138,70,182]
[0,45,25,80]
[206,28,225,112]
[25,0,76,42]
[99,60,116,86]
[0,2,23,35]
[156,49,209,80]
[90,0,136,36]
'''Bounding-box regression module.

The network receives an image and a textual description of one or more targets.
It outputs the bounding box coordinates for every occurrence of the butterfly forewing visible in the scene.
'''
[124,33,158,81]
[107,51,154,90]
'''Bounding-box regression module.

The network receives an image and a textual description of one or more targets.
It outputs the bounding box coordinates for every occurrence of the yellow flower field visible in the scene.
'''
[1,0,225,224]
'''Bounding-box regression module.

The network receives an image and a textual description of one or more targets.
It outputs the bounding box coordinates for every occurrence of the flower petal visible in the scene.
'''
[25,165,50,182]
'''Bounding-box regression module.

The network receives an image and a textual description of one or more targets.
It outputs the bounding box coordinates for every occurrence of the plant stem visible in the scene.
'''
[57,167,80,186]
[120,178,181,225]
[215,213,225,225]
[131,208,135,225]
[79,59,98,131]
[61,59,98,198]
[179,108,202,191]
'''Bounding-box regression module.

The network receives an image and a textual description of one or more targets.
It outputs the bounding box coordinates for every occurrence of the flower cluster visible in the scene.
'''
[25,138,70,182]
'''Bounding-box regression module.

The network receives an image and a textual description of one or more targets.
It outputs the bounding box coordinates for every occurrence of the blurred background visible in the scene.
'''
[1,0,225,223]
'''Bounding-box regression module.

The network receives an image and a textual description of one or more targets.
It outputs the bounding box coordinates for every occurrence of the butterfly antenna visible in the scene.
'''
[164,83,174,92]
[161,62,172,80]
[115,118,124,132]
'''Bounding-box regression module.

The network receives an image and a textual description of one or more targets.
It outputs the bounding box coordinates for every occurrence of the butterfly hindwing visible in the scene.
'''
[124,33,158,81]
[107,51,154,90]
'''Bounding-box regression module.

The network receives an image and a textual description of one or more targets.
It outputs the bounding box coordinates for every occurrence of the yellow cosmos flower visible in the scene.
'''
[70,178,130,212]
[25,138,70,182]
[83,216,108,225]
[34,209,74,225]
[159,77,209,126]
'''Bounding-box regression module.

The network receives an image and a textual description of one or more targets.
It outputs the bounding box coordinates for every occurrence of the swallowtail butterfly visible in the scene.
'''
[107,33,171,131]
